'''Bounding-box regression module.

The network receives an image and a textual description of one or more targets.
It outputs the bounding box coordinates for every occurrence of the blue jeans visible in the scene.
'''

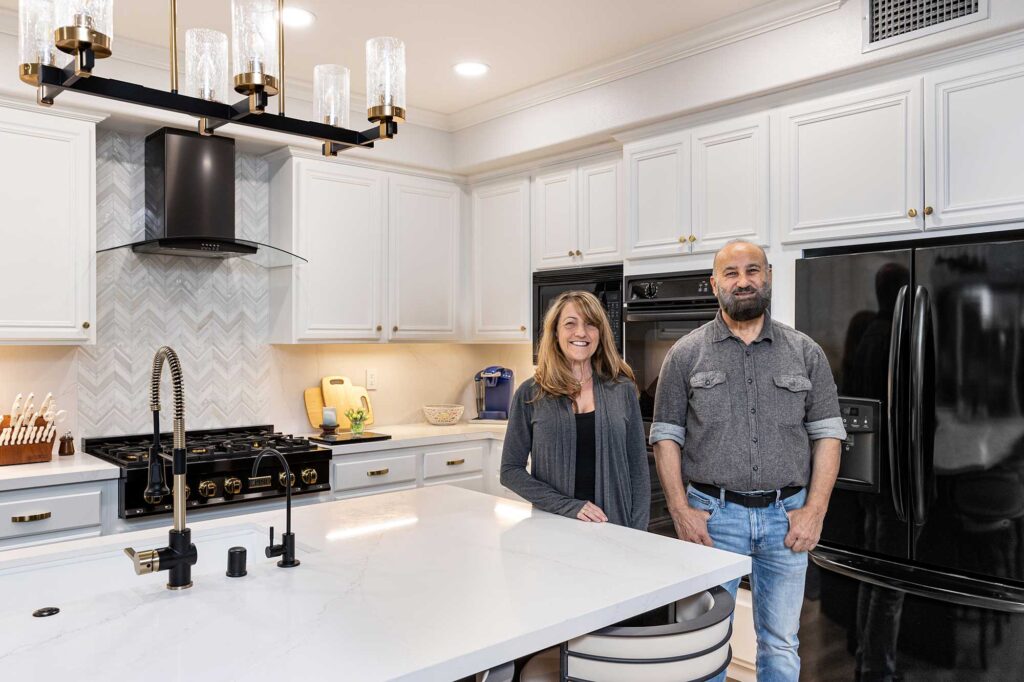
[686,484,808,682]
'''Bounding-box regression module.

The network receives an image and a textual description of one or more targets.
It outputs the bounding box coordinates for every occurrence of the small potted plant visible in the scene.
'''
[345,408,368,437]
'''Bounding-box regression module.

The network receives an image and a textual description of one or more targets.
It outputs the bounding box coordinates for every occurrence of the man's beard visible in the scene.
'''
[718,282,772,322]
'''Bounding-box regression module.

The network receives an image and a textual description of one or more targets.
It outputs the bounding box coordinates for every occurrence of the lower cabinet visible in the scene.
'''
[331,441,491,499]
[333,452,419,497]
[0,480,111,549]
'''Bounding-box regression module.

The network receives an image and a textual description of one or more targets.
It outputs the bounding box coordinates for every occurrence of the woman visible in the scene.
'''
[500,291,650,530]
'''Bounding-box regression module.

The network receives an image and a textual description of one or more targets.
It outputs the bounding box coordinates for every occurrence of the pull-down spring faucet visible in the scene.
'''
[124,346,198,590]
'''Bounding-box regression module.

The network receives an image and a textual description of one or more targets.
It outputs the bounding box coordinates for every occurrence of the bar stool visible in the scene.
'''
[521,586,734,682]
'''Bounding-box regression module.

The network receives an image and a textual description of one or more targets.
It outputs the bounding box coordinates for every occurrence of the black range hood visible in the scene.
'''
[99,127,304,264]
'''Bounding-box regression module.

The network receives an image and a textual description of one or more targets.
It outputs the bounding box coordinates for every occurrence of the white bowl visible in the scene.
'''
[423,404,464,425]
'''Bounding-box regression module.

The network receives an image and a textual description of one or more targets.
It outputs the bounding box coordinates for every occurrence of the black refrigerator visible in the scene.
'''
[795,233,1024,681]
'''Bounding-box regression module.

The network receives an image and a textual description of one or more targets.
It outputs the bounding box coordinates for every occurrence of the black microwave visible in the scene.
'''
[532,264,624,362]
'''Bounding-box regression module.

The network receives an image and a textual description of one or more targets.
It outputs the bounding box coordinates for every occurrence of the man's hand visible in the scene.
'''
[671,505,714,546]
[577,501,608,522]
[784,504,826,552]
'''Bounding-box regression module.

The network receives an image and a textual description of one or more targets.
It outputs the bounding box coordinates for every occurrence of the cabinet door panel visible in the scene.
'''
[389,177,460,340]
[0,108,94,343]
[779,79,923,243]
[579,157,622,262]
[925,52,1024,229]
[532,167,577,269]
[472,179,530,340]
[296,162,384,340]
[626,134,690,258]
[692,116,769,253]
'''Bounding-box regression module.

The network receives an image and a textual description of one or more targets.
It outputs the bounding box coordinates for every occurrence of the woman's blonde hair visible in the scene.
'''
[533,290,636,405]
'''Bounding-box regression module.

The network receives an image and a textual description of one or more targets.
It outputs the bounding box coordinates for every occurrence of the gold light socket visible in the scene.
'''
[234,73,279,96]
[54,26,112,58]
[19,63,41,86]
[367,104,406,123]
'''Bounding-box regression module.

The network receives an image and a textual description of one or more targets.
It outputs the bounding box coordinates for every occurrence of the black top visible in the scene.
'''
[573,411,597,502]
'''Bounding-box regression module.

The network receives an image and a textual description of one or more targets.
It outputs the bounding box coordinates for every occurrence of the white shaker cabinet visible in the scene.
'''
[388,175,461,341]
[690,115,770,254]
[471,178,531,341]
[531,154,623,270]
[0,104,101,344]
[268,153,386,343]
[924,50,1024,230]
[625,132,692,259]
[778,78,924,244]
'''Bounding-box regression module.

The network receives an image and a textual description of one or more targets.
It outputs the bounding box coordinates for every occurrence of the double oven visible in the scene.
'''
[623,270,719,536]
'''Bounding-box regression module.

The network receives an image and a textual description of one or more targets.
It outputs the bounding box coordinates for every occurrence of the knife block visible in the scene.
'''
[0,414,54,465]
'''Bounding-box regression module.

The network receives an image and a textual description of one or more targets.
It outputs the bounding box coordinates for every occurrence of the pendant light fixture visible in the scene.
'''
[19,0,406,156]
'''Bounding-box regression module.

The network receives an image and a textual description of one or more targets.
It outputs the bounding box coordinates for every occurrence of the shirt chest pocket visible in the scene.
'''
[773,374,812,425]
[689,371,730,424]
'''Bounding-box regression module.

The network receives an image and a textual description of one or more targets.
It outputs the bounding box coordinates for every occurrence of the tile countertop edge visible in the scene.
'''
[0,454,120,493]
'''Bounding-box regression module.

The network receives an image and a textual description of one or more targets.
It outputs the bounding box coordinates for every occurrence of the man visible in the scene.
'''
[650,239,845,682]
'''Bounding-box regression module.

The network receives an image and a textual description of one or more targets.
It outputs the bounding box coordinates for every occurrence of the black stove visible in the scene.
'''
[84,425,332,519]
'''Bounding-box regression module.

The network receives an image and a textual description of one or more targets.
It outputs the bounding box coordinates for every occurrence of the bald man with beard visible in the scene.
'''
[650,239,845,682]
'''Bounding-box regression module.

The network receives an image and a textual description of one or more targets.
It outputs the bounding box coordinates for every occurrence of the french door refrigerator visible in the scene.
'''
[795,233,1024,681]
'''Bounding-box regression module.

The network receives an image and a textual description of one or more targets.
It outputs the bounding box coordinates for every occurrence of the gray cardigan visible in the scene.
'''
[500,376,651,530]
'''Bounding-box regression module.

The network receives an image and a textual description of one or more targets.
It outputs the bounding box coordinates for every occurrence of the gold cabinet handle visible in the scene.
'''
[82,321,90,329]
[923,206,933,216]
[907,208,918,218]
[574,249,582,257]
[446,458,466,466]
[567,250,574,257]
[376,325,382,332]
[519,325,527,332]
[678,236,686,244]
[12,511,51,523]
[367,468,390,477]
[688,235,697,243]
[392,326,398,333]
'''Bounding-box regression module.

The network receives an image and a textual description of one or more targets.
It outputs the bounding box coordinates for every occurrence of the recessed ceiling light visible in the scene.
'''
[454,62,490,77]
[282,7,316,28]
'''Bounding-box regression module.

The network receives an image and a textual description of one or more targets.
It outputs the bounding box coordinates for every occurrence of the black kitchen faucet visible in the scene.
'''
[253,448,300,568]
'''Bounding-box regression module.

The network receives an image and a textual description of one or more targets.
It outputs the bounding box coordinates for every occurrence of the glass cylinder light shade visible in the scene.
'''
[314,65,351,128]
[54,0,113,40]
[186,29,229,102]
[231,0,279,95]
[18,0,69,83]
[366,37,406,122]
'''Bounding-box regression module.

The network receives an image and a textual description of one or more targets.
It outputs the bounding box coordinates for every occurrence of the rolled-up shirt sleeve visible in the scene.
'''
[650,344,690,447]
[804,345,847,441]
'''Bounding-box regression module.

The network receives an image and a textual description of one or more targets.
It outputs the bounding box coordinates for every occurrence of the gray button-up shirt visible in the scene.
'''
[650,312,846,491]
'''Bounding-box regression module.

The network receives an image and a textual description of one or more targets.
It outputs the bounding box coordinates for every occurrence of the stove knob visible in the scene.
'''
[224,477,242,495]
[279,472,296,488]
[301,468,318,485]
[198,480,218,498]
[143,492,164,505]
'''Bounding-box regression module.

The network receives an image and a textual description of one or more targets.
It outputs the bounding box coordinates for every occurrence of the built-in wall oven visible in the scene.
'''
[532,264,624,362]
[624,270,719,536]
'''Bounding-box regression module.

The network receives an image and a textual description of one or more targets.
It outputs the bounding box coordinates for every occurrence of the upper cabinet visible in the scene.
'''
[690,115,770,253]
[531,154,623,270]
[778,78,924,244]
[924,50,1024,230]
[471,178,531,341]
[269,155,386,344]
[0,105,98,344]
[388,175,462,341]
[625,132,691,259]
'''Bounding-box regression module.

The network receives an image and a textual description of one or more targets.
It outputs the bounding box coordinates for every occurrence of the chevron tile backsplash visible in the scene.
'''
[78,130,271,437]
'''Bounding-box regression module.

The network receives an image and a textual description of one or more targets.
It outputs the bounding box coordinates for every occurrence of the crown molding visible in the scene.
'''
[446,0,842,131]
[0,93,108,123]
[265,145,467,184]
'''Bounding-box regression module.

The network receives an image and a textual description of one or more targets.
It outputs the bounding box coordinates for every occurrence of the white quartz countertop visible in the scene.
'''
[0,452,119,492]
[308,420,508,455]
[0,486,749,681]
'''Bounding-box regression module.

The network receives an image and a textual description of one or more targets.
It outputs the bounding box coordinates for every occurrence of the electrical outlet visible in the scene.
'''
[366,368,378,391]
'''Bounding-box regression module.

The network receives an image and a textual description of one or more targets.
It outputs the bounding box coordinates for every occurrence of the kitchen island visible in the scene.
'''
[0,485,749,681]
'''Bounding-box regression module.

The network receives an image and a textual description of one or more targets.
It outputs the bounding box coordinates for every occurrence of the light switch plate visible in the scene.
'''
[366,368,378,391]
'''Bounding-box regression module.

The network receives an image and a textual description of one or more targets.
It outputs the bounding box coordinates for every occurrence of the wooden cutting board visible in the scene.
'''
[321,376,357,428]
[347,385,375,426]
[303,387,326,431]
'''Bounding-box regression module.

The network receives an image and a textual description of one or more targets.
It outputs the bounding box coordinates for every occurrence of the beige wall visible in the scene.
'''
[269,343,535,435]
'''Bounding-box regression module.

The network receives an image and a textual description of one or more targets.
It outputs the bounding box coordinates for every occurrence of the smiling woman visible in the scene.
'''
[500,291,651,530]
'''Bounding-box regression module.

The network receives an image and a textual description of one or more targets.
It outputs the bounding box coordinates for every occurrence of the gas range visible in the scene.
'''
[84,425,332,519]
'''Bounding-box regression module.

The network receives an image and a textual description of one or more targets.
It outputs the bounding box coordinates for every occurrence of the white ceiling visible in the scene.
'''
[3,0,778,115]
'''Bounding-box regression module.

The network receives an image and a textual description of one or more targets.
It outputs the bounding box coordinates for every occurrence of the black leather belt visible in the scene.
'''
[692,482,802,508]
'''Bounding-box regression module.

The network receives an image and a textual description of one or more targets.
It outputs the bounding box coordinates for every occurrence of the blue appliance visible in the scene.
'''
[474,366,514,420]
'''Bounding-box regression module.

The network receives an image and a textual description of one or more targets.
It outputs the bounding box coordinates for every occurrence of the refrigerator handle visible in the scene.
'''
[886,285,909,523]
[811,546,1024,614]
[910,286,930,526]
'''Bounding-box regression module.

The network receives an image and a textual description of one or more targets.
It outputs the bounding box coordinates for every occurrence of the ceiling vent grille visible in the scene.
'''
[865,0,986,50]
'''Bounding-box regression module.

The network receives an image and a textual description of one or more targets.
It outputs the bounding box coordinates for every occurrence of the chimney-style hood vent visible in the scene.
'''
[98,127,305,265]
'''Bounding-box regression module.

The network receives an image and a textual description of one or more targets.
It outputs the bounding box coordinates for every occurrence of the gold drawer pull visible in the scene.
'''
[446,458,466,466]
[366,468,390,477]
[12,511,51,523]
